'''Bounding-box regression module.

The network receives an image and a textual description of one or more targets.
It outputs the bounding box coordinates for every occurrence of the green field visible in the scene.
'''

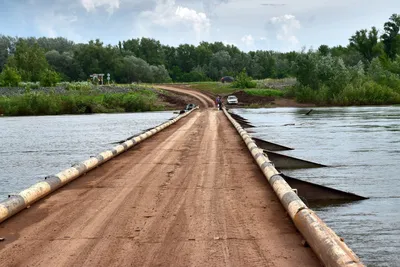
[244,89,285,97]
[184,82,240,95]
[178,80,293,96]
[0,90,162,116]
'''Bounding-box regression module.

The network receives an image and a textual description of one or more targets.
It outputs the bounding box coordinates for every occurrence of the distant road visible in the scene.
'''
[157,85,215,108]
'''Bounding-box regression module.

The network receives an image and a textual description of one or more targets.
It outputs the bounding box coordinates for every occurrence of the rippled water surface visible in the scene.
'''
[232,106,400,267]
[0,112,175,200]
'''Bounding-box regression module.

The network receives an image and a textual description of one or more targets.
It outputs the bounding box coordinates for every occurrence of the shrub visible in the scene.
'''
[18,82,40,90]
[368,57,400,92]
[334,81,398,105]
[64,82,93,91]
[244,89,285,97]
[0,66,22,87]
[0,91,161,116]
[294,84,331,104]
[180,71,209,82]
[40,69,61,87]
[232,69,257,89]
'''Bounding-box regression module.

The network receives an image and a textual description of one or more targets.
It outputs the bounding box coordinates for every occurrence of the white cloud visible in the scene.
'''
[81,0,120,14]
[139,0,210,42]
[241,34,254,46]
[35,12,82,41]
[269,14,301,47]
[176,6,210,37]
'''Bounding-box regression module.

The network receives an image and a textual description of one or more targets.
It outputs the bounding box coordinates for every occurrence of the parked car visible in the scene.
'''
[185,103,196,110]
[226,95,238,105]
[221,76,234,83]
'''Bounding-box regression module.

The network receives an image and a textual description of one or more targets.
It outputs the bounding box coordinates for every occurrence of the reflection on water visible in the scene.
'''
[0,112,175,200]
[233,106,400,267]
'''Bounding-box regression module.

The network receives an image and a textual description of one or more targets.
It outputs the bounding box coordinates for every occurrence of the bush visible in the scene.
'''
[18,82,40,90]
[368,57,400,92]
[289,50,400,105]
[40,69,61,87]
[0,90,161,116]
[64,82,93,91]
[0,66,22,87]
[334,81,398,105]
[180,71,209,82]
[244,89,285,97]
[232,69,257,88]
[292,52,363,94]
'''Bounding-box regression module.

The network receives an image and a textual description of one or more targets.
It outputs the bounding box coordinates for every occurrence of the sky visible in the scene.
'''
[0,0,399,52]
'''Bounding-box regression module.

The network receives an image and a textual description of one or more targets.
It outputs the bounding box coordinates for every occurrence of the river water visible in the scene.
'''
[0,108,399,266]
[232,106,400,267]
[0,112,175,200]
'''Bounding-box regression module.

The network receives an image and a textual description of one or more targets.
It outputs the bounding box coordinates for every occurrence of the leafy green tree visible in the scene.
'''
[0,35,17,72]
[292,51,320,91]
[162,45,178,71]
[318,45,330,56]
[12,40,49,81]
[0,66,21,86]
[36,37,74,53]
[208,42,228,54]
[73,39,120,80]
[150,65,171,83]
[232,69,256,88]
[45,50,85,81]
[196,42,213,66]
[119,56,153,83]
[122,38,140,56]
[176,44,197,73]
[381,14,400,60]
[349,27,381,62]
[138,38,165,65]
[40,69,61,86]
[329,45,364,66]
[208,51,232,80]
[232,52,251,77]
[169,65,184,82]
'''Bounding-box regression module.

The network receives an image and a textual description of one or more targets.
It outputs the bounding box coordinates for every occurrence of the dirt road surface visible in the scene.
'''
[0,88,321,267]
[157,85,215,108]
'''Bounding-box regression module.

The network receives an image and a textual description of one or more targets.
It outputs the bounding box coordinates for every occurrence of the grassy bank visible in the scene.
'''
[286,80,400,106]
[185,82,240,95]
[0,89,163,116]
[244,89,285,97]
[185,79,292,95]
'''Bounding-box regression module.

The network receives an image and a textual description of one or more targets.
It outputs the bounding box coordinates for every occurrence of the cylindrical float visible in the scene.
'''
[0,107,198,224]
[222,108,364,267]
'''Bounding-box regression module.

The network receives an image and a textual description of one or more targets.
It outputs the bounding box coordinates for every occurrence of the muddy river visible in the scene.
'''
[232,106,400,267]
[0,112,175,200]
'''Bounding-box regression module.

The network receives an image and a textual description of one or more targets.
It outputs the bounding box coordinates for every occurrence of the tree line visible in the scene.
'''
[0,13,399,94]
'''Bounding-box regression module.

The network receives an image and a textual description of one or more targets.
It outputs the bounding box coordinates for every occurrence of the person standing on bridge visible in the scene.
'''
[216,95,222,110]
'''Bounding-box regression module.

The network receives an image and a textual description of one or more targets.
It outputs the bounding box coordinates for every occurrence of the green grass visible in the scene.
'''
[0,90,163,116]
[293,81,400,105]
[182,81,291,96]
[186,82,240,95]
[244,89,285,97]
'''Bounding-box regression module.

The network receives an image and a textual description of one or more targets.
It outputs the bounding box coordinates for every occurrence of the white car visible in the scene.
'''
[227,95,238,105]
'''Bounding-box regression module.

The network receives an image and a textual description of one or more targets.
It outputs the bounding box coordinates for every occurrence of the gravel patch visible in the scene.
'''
[0,85,158,96]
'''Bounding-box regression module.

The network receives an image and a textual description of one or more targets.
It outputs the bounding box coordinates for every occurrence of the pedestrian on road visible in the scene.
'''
[216,96,222,110]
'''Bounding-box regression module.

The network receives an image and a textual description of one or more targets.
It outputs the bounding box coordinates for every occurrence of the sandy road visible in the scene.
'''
[156,85,215,108]
[0,88,321,267]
